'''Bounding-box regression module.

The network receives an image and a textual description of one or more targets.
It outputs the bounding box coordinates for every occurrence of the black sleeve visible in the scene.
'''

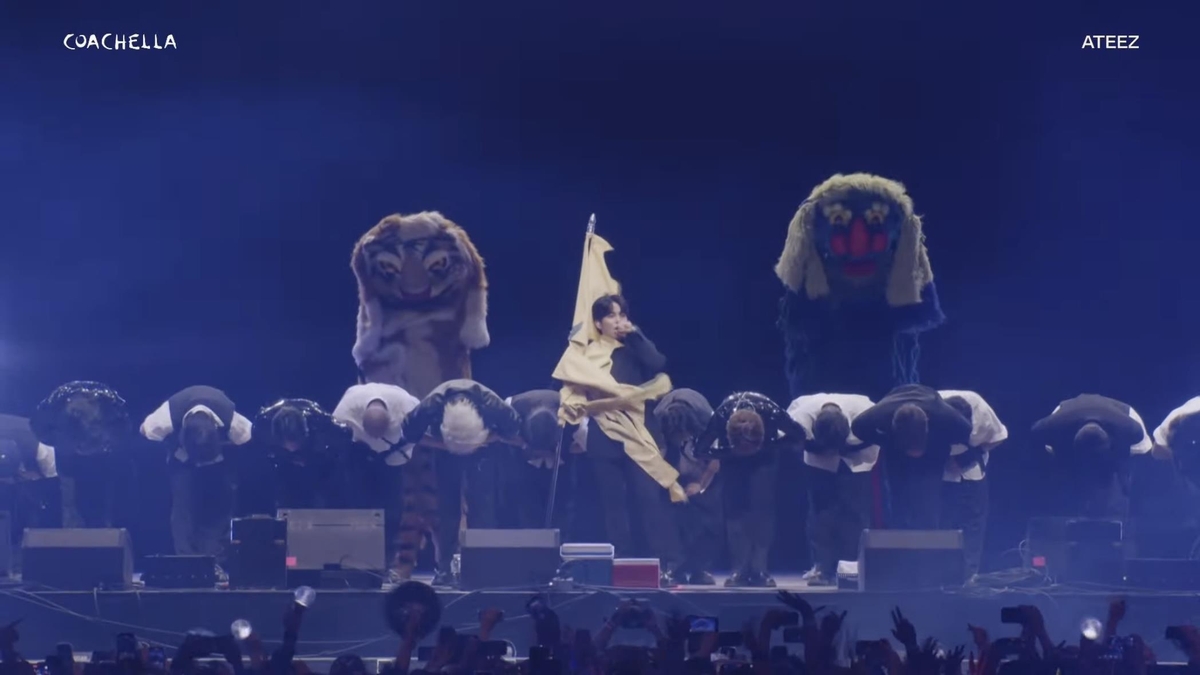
[482,395,523,439]
[694,407,726,457]
[623,329,667,375]
[931,401,973,445]
[851,400,898,447]
[400,393,444,443]
[1104,414,1147,449]
[772,404,807,448]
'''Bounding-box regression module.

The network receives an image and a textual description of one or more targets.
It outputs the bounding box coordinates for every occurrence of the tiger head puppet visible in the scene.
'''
[774,173,935,307]
[351,211,489,396]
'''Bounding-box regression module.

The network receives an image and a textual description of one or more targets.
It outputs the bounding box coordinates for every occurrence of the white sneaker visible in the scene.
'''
[801,565,822,581]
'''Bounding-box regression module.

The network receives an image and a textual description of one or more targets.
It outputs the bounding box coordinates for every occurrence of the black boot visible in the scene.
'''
[688,570,717,586]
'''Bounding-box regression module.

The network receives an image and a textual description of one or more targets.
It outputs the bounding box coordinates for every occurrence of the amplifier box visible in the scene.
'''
[460,529,560,590]
[561,542,614,586]
[858,529,964,591]
[23,528,133,590]
[278,509,385,573]
[230,516,287,589]
[613,558,660,589]
[141,555,215,589]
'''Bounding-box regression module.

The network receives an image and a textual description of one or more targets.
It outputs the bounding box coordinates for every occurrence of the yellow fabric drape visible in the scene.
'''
[552,231,686,503]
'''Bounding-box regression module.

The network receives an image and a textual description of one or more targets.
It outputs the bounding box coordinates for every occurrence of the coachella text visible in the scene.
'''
[63,34,177,51]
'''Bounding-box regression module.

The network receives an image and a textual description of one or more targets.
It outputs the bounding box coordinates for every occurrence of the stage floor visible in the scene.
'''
[1,573,1195,664]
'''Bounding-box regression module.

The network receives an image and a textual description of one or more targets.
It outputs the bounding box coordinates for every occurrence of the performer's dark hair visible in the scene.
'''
[526,409,559,451]
[181,412,220,453]
[727,408,765,449]
[892,404,929,448]
[1074,422,1111,454]
[272,406,308,445]
[813,404,850,450]
[944,396,973,424]
[592,294,629,323]
[661,403,703,439]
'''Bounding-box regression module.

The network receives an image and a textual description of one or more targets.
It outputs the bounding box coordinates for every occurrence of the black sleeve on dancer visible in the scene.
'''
[694,406,726,458]
[482,396,523,440]
[401,393,444,443]
[623,329,667,375]
[852,400,898,448]
[930,400,973,446]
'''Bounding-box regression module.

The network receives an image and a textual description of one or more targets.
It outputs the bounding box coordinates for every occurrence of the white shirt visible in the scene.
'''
[1154,396,1200,450]
[938,389,1007,482]
[333,383,419,466]
[787,393,879,474]
[36,443,57,479]
[141,403,253,465]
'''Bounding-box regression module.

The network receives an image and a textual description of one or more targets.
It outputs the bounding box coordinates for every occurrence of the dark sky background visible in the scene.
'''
[0,0,1196,563]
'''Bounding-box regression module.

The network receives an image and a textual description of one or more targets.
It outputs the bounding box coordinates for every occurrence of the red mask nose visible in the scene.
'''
[849,218,870,257]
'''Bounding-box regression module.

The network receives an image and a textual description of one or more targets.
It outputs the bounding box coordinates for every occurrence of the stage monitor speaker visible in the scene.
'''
[1025,517,1125,582]
[858,529,965,591]
[278,509,384,587]
[230,516,287,589]
[141,555,215,589]
[23,528,132,590]
[460,529,560,590]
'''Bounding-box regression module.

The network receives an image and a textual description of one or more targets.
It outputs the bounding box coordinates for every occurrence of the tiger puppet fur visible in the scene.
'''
[350,211,490,579]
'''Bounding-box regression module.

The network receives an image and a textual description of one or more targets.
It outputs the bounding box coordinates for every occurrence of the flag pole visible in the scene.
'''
[545,213,595,530]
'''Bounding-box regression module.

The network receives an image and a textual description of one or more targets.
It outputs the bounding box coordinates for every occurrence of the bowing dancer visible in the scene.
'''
[0,414,59,558]
[332,382,420,578]
[255,398,356,509]
[654,387,722,585]
[1153,397,1200,460]
[31,381,132,529]
[140,386,252,568]
[504,389,578,532]
[400,378,523,586]
[696,391,805,588]
[786,393,878,586]
[1031,393,1152,519]
[938,390,1007,578]
[852,385,972,529]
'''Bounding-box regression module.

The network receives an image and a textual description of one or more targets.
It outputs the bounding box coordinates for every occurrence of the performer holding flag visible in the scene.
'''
[552,216,687,587]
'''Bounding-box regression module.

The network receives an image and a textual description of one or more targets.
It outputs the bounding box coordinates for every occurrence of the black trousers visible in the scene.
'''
[941,478,989,577]
[724,450,778,576]
[60,473,115,529]
[435,447,503,568]
[507,456,572,532]
[886,455,944,529]
[343,456,408,568]
[679,475,723,574]
[168,460,236,562]
[589,451,683,571]
[807,463,872,577]
[274,457,352,509]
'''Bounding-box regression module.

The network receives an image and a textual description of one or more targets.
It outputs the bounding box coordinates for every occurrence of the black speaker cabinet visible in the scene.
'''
[858,529,965,591]
[460,529,561,590]
[230,516,287,589]
[23,528,133,590]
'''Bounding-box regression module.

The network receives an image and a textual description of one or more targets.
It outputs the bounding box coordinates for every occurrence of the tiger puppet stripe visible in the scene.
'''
[350,211,489,579]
